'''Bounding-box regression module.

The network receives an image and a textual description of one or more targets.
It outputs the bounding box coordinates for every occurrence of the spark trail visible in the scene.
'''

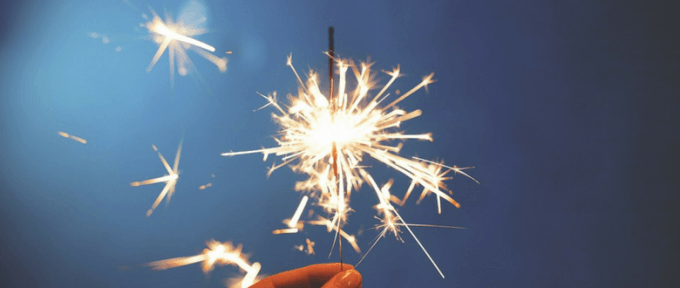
[57,131,87,144]
[145,240,263,288]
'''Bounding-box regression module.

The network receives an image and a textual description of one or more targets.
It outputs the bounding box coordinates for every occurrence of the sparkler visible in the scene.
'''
[130,140,183,217]
[145,239,263,288]
[221,44,478,277]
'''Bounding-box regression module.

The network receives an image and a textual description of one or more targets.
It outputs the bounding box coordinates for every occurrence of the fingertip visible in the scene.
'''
[340,263,355,271]
[322,269,362,288]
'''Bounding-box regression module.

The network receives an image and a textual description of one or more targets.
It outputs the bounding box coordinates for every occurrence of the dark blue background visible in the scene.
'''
[1,0,678,287]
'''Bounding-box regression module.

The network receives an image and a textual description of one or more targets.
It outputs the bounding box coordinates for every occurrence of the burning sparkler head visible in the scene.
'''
[222,53,477,277]
[224,54,462,216]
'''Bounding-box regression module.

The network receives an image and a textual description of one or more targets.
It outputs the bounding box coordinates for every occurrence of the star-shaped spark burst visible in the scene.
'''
[144,5,227,88]
[90,1,228,88]
[131,140,183,217]
[145,239,263,288]
[222,54,478,277]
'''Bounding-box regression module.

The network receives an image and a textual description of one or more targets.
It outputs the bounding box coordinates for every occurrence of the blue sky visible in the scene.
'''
[1,0,678,287]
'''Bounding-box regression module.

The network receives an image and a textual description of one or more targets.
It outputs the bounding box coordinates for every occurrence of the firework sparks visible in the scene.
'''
[145,240,263,288]
[57,131,87,144]
[130,141,182,217]
[222,54,477,277]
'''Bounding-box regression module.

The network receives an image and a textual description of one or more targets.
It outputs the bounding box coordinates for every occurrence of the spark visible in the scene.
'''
[130,140,182,217]
[199,183,212,190]
[222,54,477,277]
[292,238,315,255]
[306,238,316,255]
[57,131,87,144]
[413,156,480,185]
[144,6,227,87]
[145,239,263,288]
[271,196,308,234]
[89,1,228,87]
[308,216,361,255]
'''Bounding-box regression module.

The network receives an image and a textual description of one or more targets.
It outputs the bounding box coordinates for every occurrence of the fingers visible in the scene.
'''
[320,269,362,288]
[251,263,355,288]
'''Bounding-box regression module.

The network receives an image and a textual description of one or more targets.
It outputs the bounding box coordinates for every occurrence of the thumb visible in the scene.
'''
[321,269,362,288]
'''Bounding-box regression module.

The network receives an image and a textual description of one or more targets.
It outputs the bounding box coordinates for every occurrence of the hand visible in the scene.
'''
[250,263,362,288]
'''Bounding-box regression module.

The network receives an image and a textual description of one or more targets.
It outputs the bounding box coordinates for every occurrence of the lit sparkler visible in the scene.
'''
[221,48,477,277]
[145,239,263,288]
[130,141,183,217]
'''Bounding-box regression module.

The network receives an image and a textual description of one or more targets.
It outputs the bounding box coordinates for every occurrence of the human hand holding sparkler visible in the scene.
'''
[250,263,361,288]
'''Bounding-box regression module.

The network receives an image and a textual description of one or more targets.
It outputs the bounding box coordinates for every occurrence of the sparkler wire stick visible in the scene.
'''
[329,26,344,271]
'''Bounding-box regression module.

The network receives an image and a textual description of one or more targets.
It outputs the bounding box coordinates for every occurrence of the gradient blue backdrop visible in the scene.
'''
[1,0,678,287]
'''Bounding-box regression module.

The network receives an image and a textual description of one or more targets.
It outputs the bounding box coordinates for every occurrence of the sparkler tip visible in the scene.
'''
[385,65,401,77]
[286,54,293,66]
[422,73,436,92]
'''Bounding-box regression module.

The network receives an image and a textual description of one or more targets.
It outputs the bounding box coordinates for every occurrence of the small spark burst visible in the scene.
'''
[57,131,87,144]
[293,238,316,255]
[145,239,263,288]
[91,1,227,88]
[144,4,227,87]
[130,141,183,217]
[222,54,478,277]
[306,238,316,255]
[199,183,212,190]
